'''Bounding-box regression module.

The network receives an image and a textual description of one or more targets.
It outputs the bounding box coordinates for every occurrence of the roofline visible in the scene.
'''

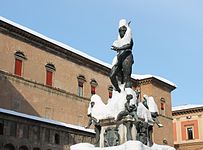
[150,76,176,91]
[172,106,203,116]
[0,108,94,134]
[0,16,111,68]
[132,74,176,89]
[132,76,176,92]
[0,16,176,89]
[0,16,111,76]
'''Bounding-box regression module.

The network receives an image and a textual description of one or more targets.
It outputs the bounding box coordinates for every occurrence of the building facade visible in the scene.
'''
[0,108,95,150]
[173,104,203,150]
[0,16,176,149]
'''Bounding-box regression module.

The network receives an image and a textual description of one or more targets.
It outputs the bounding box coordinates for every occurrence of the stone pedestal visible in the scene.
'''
[99,116,137,148]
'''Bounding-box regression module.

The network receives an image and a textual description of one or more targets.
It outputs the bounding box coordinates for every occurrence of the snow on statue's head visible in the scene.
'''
[87,94,107,120]
[142,94,159,113]
[113,19,132,48]
[119,19,128,28]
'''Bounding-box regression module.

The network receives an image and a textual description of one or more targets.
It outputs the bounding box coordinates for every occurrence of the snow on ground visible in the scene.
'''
[70,141,175,150]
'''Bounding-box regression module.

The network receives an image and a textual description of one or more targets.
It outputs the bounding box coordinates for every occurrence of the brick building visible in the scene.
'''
[173,104,203,150]
[0,108,95,150]
[0,16,176,149]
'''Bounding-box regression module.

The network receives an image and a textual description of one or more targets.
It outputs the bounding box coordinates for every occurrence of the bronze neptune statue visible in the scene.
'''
[110,19,134,93]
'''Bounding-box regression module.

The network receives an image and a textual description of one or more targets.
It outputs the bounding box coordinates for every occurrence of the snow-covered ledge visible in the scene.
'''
[70,141,175,150]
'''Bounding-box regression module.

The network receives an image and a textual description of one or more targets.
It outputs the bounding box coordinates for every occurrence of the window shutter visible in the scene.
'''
[161,103,165,110]
[14,58,22,76]
[109,91,112,98]
[46,70,53,86]
[91,86,96,95]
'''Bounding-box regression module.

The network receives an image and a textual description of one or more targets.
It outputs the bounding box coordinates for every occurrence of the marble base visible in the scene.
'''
[99,116,137,148]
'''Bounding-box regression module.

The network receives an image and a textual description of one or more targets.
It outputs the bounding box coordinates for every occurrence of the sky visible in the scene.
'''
[1,0,203,107]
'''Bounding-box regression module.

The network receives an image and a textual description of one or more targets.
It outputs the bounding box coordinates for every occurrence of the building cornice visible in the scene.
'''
[175,141,203,147]
[152,77,176,92]
[137,78,153,86]
[0,70,90,102]
[172,107,203,116]
[136,77,176,92]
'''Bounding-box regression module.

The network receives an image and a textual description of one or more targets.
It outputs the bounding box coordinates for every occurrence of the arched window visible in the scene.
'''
[54,133,60,144]
[77,75,86,97]
[14,51,26,76]
[19,145,29,150]
[90,79,98,95]
[108,85,113,98]
[4,143,15,150]
[45,63,56,86]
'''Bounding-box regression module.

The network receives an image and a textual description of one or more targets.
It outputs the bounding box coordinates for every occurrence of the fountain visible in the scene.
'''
[70,19,175,150]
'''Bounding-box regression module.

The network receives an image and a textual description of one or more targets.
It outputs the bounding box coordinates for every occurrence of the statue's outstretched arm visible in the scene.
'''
[117,43,132,50]
[111,44,131,51]
[111,40,133,51]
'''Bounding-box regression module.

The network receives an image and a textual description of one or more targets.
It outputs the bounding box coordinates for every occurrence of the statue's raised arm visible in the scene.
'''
[110,19,134,93]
